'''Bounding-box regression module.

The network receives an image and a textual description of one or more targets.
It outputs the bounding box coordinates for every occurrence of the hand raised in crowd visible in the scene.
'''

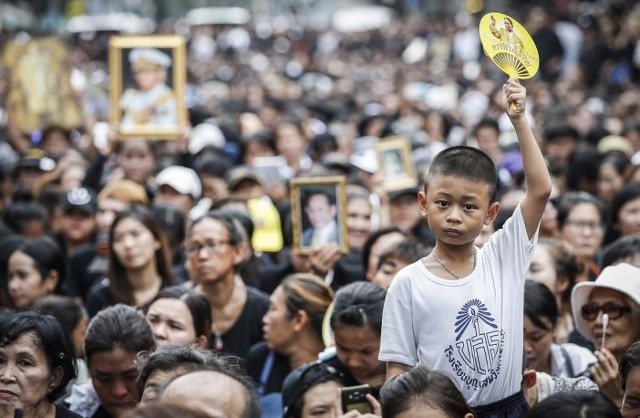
[591,348,623,404]
[503,77,526,117]
[308,243,342,277]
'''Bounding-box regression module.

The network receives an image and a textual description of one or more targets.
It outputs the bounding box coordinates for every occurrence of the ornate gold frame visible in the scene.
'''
[290,176,350,255]
[109,35,187,139]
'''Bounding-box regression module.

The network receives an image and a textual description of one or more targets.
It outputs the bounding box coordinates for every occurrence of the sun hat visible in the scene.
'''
[571,263,640,342]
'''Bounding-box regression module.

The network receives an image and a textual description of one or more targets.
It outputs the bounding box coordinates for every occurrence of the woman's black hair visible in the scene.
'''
[33,295,86,338]
[150,286,212,341]
[190,211,245,247]
[107,205,176,306]
[2,201,48,235]
[604,182,640,245]
[620,340,640,391]
[0,311,77,402]
[524,281,559,331]
[11,235,67,295]
[361,226,408,272]
[380,366,475,418]
[279,274,333,343]
[527,390,622,418]
[556,191,605,229]
[84,304,155,364]
[330,282,386,334]
[602,236,640,268]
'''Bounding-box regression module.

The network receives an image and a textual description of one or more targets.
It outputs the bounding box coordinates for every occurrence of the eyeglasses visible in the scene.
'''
[580,301,631,321]
[564,220,603,232]
[185,240,230,256]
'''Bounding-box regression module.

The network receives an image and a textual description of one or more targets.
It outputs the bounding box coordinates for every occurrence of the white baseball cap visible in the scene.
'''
[156,166,201,200]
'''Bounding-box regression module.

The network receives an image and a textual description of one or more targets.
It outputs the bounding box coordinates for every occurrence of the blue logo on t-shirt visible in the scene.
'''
[444,299,504,391]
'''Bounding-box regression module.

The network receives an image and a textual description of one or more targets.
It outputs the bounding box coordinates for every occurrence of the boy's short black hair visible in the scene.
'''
[425,146,498,202]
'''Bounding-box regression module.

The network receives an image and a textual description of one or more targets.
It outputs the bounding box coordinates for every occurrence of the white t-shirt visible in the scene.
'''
[379,204,537,407]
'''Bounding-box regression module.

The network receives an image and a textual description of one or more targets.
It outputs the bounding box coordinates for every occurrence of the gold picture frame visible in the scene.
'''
[290,176,349,255]
[375,136,418,191]
[109,35,187,139]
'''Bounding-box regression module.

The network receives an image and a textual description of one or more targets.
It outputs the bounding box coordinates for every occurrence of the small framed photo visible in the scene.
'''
[290,176,349,254]
[375,136,418,191]
[109,35,187,139]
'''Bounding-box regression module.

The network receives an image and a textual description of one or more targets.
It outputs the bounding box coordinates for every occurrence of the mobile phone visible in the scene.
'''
[341,384,373,414]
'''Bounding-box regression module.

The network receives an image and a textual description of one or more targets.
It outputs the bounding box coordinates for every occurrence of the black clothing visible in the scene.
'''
[67,244,106,300]
[85,277,174,318]
[209,285,270,359]
[246,341,291,394]
[56,406,83,418]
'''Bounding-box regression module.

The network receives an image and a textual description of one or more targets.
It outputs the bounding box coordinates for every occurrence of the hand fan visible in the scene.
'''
[479,13,539,80]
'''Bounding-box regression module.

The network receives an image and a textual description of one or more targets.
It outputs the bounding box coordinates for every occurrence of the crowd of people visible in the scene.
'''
[2,0,640,417]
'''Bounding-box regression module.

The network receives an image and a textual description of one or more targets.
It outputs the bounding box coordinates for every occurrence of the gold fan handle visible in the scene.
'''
[511,102,518,112]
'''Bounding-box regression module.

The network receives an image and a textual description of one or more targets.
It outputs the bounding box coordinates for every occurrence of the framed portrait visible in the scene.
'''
[375,136,418,191]
[290,176,349,255]
[109,35,187,139]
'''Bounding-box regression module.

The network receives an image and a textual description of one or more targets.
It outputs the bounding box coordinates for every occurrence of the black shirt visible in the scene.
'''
[246,341,291,395]
[209,285,270,359]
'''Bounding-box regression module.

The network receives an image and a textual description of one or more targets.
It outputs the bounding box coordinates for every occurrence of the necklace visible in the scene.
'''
[430,247,477,280]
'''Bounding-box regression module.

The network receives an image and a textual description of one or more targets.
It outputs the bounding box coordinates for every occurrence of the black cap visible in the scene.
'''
[16,148,56,172]
[281,361,345,418]
[61,187,97,216]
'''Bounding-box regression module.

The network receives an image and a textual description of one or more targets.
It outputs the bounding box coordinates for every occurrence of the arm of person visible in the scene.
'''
[386,362,411,381]
[504,77,552,239]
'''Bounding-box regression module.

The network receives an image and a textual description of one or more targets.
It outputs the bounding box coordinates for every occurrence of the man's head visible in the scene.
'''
[155,166,201,214]
[424,146,498,203]
[161,370,259,418]
[388,187,422,231]
[60,187,98,245]
[473,118,501,162]
[504,18,514,32]
[13,148,56,190]
[305,190,336,229]
[225,166,264,200]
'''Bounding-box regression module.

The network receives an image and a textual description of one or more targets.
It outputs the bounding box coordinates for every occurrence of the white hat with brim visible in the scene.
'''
[571,263,640,342]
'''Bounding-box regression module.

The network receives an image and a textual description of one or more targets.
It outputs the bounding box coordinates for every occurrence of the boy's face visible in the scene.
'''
[134,67,165,91]
[419,173,499,246]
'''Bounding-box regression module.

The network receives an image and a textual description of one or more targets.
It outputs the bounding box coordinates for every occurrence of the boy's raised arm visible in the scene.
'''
[504,77,552,239]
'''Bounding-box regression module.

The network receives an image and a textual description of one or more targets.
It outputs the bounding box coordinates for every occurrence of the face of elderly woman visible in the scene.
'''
[0,332,62,408]
[586,288,638,356]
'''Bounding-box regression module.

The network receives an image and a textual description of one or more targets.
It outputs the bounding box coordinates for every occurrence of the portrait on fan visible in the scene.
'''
[489,15,524,54]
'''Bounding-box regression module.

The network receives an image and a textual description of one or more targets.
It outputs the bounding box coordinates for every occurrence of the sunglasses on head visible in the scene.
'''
[580,301,631,321]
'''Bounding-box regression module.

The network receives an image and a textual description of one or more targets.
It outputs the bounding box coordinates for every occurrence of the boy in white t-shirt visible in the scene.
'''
[379,77,552,417]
